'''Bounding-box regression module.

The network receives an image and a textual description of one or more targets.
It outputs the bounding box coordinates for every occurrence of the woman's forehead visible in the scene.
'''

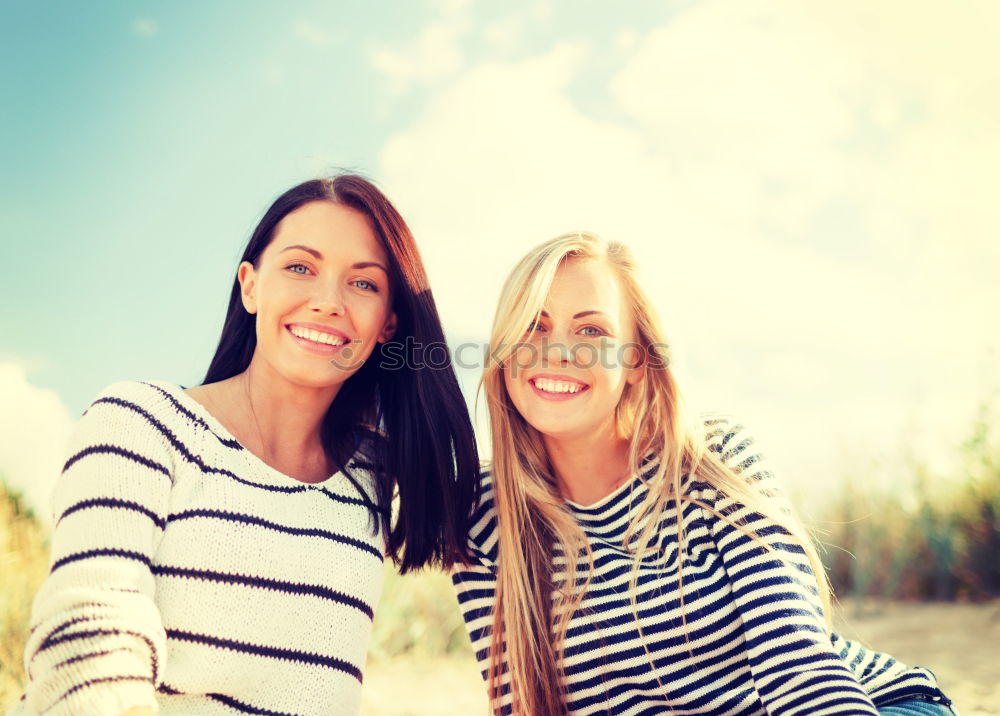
[268,201,387,264]
[544,258,626,316]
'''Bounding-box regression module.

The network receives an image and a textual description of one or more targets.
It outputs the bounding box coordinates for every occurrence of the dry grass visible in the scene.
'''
[820,404,1000,601]
[0,483,47,709]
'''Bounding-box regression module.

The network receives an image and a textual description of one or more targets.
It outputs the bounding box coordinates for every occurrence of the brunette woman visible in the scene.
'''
[11,175,478,716]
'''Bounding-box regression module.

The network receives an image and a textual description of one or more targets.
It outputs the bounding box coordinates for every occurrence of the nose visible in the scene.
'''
[308,280,345,315]
[543,337,570,366]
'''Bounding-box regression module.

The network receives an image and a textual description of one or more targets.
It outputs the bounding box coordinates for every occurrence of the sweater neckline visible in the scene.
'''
[152,380,344,488]
[563,454,659,513]
[564,473,644,512]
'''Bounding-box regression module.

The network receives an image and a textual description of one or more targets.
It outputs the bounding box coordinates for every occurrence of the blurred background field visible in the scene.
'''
[2,404,998,715]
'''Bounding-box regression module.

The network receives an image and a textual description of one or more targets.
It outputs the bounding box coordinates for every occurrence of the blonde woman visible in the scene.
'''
[451,232,954,715]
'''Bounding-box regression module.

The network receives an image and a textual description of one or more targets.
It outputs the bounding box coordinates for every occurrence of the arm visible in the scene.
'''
[702,417,879,716]
[449,469,500,679]
[18,382,173,716]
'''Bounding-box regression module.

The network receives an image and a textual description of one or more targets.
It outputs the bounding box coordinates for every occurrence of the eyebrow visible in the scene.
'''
[279,244,388,273]
[539,310,612,321]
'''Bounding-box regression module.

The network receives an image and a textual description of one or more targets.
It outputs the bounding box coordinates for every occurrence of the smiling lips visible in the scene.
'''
[529,374,590,401]
[286,323,352,356]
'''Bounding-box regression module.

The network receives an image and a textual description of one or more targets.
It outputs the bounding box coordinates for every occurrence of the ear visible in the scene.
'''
[624,343,645,385]
[237,261,258,315]
[378,311,397,343]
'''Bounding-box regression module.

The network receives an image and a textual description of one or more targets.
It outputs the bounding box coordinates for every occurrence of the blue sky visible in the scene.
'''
[0,0,678,410]
[2,0,998,516]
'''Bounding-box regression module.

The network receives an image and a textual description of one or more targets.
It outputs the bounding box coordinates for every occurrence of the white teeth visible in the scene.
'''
[533,377,584,394]
[289,326,344,346]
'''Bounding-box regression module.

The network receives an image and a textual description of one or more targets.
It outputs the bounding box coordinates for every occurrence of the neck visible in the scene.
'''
[238,356,342,463]
[543,420,632,506]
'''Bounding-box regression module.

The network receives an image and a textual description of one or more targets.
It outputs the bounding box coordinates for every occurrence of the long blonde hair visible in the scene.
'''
[482,231,833,716]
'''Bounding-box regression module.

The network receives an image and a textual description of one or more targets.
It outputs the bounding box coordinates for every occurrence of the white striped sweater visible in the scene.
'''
[9,380,386,716]
[451,416,952,715]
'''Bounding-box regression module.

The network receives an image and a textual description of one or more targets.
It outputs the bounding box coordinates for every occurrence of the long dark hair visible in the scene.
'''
[203,174,479,572]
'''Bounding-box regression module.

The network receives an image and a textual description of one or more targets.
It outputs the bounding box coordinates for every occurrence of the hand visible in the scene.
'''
[118,707,157,716]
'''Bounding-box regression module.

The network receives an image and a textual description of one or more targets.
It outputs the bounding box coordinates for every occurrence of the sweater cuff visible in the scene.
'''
[21,675,157,716]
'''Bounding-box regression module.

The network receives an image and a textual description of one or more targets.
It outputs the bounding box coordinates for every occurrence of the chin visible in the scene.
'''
[523,418,585,441]
[281,365,352,390]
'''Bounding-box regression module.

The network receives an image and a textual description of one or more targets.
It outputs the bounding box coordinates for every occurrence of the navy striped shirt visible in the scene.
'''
[452,416,951,715]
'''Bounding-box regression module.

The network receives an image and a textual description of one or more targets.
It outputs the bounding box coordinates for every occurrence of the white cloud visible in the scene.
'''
[0,363,75,525]
[379,41,671,331]
[377,0,1000,496]
[131,18,158,38]
[368,0,471,93]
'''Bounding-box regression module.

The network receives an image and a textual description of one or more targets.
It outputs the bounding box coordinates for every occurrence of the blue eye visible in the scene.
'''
[525,320,546,333]
[352,279,378,292]
[580,326,605,337]
[286,264,311,275]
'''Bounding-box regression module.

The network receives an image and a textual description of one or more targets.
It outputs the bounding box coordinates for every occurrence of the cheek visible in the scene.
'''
[349,297,389,331]
[508,342,541,374]
[502,366,519,398]
[258,279,307,314]
[502,368,531,414]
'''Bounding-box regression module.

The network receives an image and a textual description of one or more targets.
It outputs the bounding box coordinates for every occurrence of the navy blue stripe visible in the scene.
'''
[50,548,151,573]
[159,681,301,715]
[35,627,160,682]
[567,650,756,712]
[872,685,950,708]
[47,675,151,713]
[850,646,872,674]
[165,628,363,682]
[340,463,389,519]
[53,646,130,671]
[754,652,842,681]
[315,485,372,508]
[151,564,374,619]
[562,609,747,678]
[167,508,383,560]
[88,396,307,495]
[775,687,878,714]
[140,382,244,449]
[749,636,832,664]
[208,692,301,716]
[867,656,899,681]
[58,497,166,529]
[577,496,702,539]
[63,444,171,482]
[31,612,99,640]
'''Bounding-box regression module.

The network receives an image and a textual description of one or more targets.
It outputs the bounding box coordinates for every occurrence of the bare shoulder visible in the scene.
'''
[182,381,220,407]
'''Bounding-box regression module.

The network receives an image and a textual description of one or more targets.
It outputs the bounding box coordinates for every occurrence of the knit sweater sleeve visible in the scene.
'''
[450,467,499,680]
[458,467,500,569]
[15,381,172,716]
[699,416,879,716]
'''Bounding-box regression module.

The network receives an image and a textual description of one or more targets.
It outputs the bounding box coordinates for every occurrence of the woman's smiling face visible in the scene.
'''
[503,258,643,441]
[238,200,397,389]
